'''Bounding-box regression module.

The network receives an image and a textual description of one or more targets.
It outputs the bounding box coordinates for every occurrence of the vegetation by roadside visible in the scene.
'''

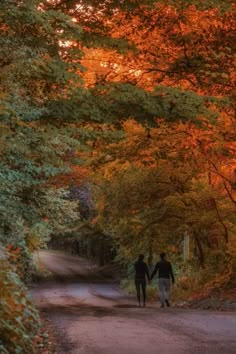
[34,316,57,354]
[122,277,236,311]
[121,253,236,311]
[0,251,39,354]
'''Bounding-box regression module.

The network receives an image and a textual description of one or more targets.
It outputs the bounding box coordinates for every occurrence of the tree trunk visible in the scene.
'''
[194,232,205,268]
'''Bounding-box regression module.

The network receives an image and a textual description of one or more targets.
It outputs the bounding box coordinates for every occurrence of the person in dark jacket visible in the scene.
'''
[150,252,175,308]
[134,254,150,307]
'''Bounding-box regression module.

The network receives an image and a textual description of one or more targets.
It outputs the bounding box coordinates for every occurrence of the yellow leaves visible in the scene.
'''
[25,232,43,253]
[14,120,31,128]
[93,117,235,184]
[103,159,131,179]
[122,119,146,136]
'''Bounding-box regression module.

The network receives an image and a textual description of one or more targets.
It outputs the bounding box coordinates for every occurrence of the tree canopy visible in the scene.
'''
[0,1,235,352]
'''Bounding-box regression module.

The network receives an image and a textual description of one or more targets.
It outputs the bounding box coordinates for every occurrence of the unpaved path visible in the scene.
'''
[31,251,236,354]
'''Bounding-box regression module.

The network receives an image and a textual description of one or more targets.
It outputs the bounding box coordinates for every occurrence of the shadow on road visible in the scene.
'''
[113,304,139,308]
[31,250,236,354]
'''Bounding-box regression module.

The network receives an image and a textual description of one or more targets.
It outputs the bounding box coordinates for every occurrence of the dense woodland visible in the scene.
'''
[0,0,235,352]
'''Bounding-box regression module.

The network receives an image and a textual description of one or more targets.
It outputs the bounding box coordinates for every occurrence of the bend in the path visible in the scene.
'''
[31,250,236,354]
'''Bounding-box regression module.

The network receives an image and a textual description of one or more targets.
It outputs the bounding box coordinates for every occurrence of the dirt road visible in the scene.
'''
[31,251,236,354]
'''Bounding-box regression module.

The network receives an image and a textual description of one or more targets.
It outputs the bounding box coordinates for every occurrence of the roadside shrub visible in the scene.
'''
[6,242,32,282]
[0,250,40,354]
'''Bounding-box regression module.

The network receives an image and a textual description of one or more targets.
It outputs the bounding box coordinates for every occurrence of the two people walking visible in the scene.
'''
[134,253,175,308]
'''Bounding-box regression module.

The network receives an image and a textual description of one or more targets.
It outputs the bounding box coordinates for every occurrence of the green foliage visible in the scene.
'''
[35,188,80,235]
[154,87,222,124]
[69,84,223,125]
[160,0,232,11]
[0,250,40,354]
[0,0,87,288]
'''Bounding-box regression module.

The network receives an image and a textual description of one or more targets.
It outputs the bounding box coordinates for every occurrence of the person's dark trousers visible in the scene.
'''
[135,279,146,304]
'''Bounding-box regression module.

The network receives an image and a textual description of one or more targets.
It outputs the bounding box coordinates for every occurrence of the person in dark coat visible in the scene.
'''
[150,252,175,308]
[134,254,150,307]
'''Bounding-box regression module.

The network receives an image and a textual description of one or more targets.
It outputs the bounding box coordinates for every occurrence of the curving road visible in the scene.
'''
[31,251,236,354]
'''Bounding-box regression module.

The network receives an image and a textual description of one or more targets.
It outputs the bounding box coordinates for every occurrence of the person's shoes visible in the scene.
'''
[143,302,146,307]
[165,300,170,307]
[138,303,141,308]
[160,303,165,308]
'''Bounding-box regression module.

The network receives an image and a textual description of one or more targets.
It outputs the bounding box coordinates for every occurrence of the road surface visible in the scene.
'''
[31,251,236,354]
